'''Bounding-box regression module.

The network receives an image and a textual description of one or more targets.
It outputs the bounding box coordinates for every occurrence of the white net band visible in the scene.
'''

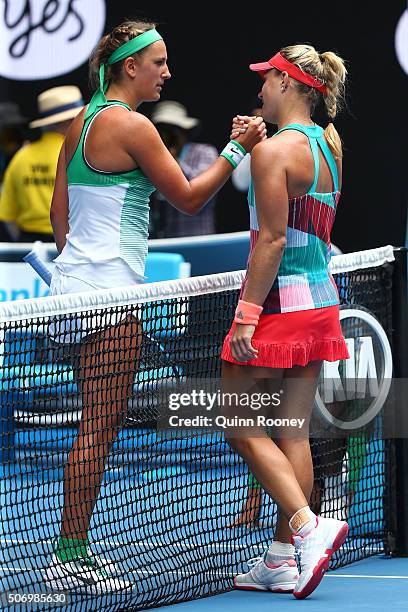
[0,245,396,324]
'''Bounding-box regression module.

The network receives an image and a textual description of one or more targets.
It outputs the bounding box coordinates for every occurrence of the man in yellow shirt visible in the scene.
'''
[0,86,83,242]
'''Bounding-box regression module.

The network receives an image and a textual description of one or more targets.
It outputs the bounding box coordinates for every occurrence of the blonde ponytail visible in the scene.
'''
[320,51,347,159]
[280,45,347,159]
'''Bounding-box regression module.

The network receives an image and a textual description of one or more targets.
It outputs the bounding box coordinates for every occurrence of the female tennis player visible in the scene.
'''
[221,44,349,599]
[45,20,265,593]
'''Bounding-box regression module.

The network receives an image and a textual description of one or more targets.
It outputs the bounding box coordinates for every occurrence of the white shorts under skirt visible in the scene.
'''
[49,261,143,344]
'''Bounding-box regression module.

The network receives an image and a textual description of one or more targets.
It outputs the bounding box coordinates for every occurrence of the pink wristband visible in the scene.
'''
[234,300,263,326]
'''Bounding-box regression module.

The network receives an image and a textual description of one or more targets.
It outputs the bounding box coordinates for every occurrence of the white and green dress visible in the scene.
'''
[51,101,156,295]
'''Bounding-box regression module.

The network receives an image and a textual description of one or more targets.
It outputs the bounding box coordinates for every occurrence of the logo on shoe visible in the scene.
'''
[0,0,106,80]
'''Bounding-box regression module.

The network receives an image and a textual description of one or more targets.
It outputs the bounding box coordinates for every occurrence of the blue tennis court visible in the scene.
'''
[0,427,397,610]
[1,456,406,611]
[164,557,408,611]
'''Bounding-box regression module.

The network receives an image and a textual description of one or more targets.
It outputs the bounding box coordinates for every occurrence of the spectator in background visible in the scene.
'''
[0,102,28,240]
[0,86,83,242]
[0,102,28,185]
[149,101,218,237]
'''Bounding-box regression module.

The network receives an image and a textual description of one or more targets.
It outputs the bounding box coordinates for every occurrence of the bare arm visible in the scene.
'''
[228,141,289,362]
[50,145,69,253]
[123,114,266,215]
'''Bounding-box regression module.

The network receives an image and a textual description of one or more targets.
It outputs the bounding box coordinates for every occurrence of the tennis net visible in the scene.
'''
[0,244,401,610]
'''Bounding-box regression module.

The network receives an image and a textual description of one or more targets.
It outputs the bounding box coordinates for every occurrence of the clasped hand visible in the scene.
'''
[229,115,267,151]
[230,115,266,142]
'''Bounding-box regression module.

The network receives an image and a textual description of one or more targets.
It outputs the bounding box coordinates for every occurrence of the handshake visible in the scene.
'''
[229,115,267,153]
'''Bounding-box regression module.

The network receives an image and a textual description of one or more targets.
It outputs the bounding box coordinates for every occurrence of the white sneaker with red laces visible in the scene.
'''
[293,516,349,599]
[234,553,298,593]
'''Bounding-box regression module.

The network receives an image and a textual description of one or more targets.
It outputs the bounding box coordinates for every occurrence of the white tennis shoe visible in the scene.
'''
[234,554,298,593]
[43,554,133,594]
[293,516,349,599]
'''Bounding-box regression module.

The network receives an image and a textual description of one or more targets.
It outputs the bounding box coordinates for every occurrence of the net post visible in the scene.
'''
[391,247,408,556]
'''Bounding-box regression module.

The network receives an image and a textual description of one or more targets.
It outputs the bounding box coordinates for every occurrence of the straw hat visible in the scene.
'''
[150,101,199,130]
[29,86,84,128]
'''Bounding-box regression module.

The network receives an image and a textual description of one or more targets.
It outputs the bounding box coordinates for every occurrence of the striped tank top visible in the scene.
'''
[55,101,156,279]
[243,123,341,314]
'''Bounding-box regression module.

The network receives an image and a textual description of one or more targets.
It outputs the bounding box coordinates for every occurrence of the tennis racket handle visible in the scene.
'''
[23,251,52,286]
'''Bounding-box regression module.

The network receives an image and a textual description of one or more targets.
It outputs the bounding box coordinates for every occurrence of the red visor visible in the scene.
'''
[250,52,327,94]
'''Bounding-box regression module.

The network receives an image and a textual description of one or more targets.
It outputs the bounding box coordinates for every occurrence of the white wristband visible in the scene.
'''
[220,140,247,169]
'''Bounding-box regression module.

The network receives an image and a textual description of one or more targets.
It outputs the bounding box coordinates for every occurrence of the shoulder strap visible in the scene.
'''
[82,99,131,132]
[307,138,320,194]
[273,123,323,139]
[82,103,133,174]
[68,102,132,173]
[105,100,132,111]
[316,135,339,192]
[273,123,339,193]
[274,124,321,194]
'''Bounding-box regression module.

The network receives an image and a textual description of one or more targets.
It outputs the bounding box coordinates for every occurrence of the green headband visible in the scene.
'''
[85,28,163,119]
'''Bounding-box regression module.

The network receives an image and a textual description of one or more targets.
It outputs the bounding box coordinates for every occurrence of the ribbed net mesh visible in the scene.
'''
[0,246,396,610]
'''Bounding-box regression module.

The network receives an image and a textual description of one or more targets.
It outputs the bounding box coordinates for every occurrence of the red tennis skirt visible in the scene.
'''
[221,305,349,369]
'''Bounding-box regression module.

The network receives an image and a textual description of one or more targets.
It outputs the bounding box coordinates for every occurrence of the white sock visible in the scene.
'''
[266,541,295,565]
[289,506,317,537]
